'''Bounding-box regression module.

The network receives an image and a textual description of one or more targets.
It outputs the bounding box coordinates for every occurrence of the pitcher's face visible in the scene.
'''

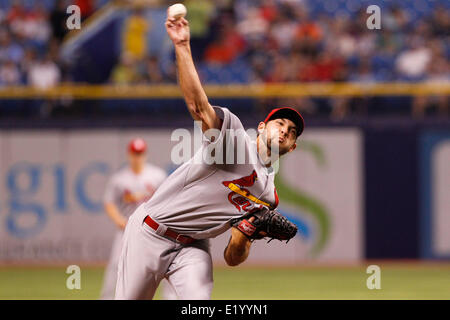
[259,118,297,156]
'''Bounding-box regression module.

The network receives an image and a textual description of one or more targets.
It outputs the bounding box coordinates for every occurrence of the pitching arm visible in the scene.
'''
[165,17,221,132]
[224,226,253,267]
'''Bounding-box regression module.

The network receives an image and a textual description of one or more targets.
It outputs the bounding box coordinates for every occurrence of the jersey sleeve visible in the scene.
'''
[154,169,168,189]
[103,175,120,205]
[201,106,248,165]
[203,106,244,143]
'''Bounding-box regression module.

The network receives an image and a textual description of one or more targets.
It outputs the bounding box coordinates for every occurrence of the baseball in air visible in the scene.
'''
[168,3,187,19]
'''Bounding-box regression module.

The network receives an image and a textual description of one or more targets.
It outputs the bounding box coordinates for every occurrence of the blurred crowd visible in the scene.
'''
[0,0,96,88]
[111,0,449,117]
[226,1,448,84]
[110,0,449,85]
[0,0,448,118]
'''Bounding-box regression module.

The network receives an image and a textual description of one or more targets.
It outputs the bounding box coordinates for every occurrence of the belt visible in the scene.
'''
[144,216,196,245]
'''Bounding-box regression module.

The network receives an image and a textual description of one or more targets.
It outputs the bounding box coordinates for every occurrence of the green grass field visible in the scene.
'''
[0,264,449,300]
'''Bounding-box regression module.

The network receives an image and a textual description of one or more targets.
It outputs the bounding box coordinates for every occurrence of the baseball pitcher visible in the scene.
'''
[115,15,303,300]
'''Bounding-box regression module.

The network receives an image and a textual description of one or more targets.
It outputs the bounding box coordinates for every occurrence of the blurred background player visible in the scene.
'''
[100,138,173,299]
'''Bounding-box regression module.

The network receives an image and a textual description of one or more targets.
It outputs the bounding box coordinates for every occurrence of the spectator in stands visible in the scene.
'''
[325,18,356,59]
[259,0,278,24]
[123,7,150,61]
[110,53,139,85]
[395,37,431,81]
[0,7,5,25]
[266,52,290,83]
[249,51,272,83]
[137,55,165,84]
[412,47,449,118]
[0,30,24,64]
[185,0,215,60]
[299,51,346,82]
[237,8,269,43]
[204,14,245,65]
[383,6,411,32]
[22,2,52,50]
[0,60,21,86]
[428,6,449,37]
[346,58,376,116]
[269,9,296,53]
[8,1,27,40]
[6,0,25,25]
[203,37,235,65]
[27,53,61,89]
[294,11,323,56]
[19,48,37,83]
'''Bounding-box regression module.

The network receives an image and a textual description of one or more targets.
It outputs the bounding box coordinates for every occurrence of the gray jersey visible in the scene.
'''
[137,107,279,239]
[104,163,167,218]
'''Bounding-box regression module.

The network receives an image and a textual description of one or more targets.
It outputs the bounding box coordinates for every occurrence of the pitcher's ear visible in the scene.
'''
[289,143,297,153]
[257,122,266,134]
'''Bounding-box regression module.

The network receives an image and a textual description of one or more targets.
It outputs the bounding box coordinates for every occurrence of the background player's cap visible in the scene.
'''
[128,138,147,154]
[264,107,305,137]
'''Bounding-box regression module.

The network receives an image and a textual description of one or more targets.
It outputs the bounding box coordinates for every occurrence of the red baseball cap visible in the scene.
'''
[128,138,147,154]
[264,107,305,137]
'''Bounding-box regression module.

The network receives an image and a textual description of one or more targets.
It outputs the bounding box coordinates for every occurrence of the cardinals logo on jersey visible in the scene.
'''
[222,170,279,212]
[122,184,156,204]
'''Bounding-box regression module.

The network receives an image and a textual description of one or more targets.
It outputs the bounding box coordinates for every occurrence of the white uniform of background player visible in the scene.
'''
[114,14,304,300]
[100,138,173,299]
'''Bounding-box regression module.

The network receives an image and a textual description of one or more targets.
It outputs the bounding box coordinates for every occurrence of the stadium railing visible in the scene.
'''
[0,82,449,99]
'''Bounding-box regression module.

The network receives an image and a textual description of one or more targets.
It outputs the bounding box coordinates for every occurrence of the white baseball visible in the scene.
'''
[168,3,187,19]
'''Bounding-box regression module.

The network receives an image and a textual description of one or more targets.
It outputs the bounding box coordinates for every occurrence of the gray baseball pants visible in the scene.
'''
[115,205,213,300]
